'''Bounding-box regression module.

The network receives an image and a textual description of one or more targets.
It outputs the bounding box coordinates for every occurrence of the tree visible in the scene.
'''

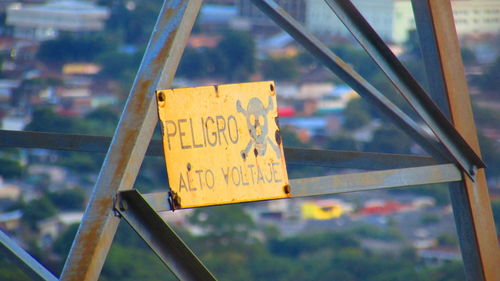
[25,107,89,134]
[261,57,299,81]
[0,158,24,179]
[22,197,57,229]
[37,34,111,64]
[47,188,86,211]
[364,126,412,154]
[218,30,255,81]
[342,98,371,130]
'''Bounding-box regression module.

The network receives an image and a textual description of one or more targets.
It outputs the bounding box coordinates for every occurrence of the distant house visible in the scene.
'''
[418,246,461,266]
[301,199,354,220]
[0,210,23,231]
[38,211,83,247]
[6,0,109,41]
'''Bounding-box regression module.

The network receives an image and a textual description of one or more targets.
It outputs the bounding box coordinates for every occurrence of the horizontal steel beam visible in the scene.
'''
[250,0,453,167]
[114,190,216,281]
[0,129,440,170]
[0,230,58,281]
[143,164,461,212]
[324,0,484,179]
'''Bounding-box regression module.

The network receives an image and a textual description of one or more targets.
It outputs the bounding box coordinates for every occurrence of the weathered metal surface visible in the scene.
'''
[291,164,461,197]
[324,0,484,179]
[115,190,216,281]
[60,1,203,280]
[250,0,452,165]
[157,82,289,208]
[412,1,500,280]
[0,129,439,170]
[0,230,58,281]
[143,164,461,212]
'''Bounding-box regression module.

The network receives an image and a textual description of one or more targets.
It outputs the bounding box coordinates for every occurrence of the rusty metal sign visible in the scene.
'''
[156,81,289,208]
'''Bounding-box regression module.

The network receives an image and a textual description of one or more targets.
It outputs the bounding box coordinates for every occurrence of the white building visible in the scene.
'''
[6,0,109,41]
[306,0,500,44]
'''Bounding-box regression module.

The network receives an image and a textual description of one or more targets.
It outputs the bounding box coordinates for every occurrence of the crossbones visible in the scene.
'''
[237,96,281,159]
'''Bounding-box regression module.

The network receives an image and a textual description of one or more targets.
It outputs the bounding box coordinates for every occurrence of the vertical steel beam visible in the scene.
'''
[0,230,58,281]
[412,1,500,280]
[323,0,484,179]
[60,1,203,280]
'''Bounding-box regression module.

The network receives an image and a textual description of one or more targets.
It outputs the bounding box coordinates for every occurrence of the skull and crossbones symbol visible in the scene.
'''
[237,96,281,160]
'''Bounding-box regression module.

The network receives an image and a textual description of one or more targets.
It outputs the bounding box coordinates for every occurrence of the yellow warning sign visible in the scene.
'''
[156,81,289,208]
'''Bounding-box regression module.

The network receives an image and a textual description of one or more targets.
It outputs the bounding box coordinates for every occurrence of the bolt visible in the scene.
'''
[270,84,274,91]
[119,200,128,211]
[158,92,165,102]
[283,184,291,194]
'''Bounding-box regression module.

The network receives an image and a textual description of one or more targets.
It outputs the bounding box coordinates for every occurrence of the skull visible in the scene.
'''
[237,96,280,159]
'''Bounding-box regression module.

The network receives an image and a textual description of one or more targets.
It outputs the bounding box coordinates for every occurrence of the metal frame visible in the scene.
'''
[0,0,497,280]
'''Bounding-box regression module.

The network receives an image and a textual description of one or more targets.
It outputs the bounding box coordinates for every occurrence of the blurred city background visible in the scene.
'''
[0,0,499,280]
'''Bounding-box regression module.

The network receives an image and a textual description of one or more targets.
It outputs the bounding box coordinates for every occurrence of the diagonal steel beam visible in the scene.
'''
[0,130,440,170]
[0,230,58,281]
[250,0,452,166]
[412,1,500,280]
[142,164,461,212]
[323,0,484,179]
[60,1,203,280]
[114,190,216,281]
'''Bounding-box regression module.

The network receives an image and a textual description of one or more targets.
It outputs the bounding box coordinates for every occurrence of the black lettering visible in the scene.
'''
[265,163,273,183]
[247,164,255,184]
[216,115,228,145]
[221,167,230,184]
[206,117,217,146]
[164,120,177,150]
[231,166,241,186]
[179,173,188,192]
[195,169,204,190]
[240,166,249,186]
[227,115,239,144]
[190,118,203,148]
[256,165,265,184]
[205,169,215,189]
[201,117,207,147]
[272,162,282,182]
[178,119,191,149]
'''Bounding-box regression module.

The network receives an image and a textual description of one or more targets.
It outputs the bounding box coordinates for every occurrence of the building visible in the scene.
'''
[306,0,500,44]
[238,0,306,32]
[6,0,109,41]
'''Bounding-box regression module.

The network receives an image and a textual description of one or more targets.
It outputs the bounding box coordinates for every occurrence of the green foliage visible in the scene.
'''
[342,98,371,130]
[0,158,25,179]
[37,34,111,64]
[365,126,412,154]
[325,134,360,151]
[420,213,440,225]
[47,188,86,211]
[25,107,89,134]
[261,57,300,81]
[437,233,459,247]
[218,30,255,81]
[22,197,57,229]
[52,223,79,258]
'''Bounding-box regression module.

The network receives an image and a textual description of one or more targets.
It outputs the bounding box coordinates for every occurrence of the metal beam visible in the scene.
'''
[250,0,452,166]
[323,0,484,179]
[60,1,203,280]
[143,164,461,212]
[0,130,440,170]
[0,230,58,281]
[114,190,216,281]
[412,1,500,280]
